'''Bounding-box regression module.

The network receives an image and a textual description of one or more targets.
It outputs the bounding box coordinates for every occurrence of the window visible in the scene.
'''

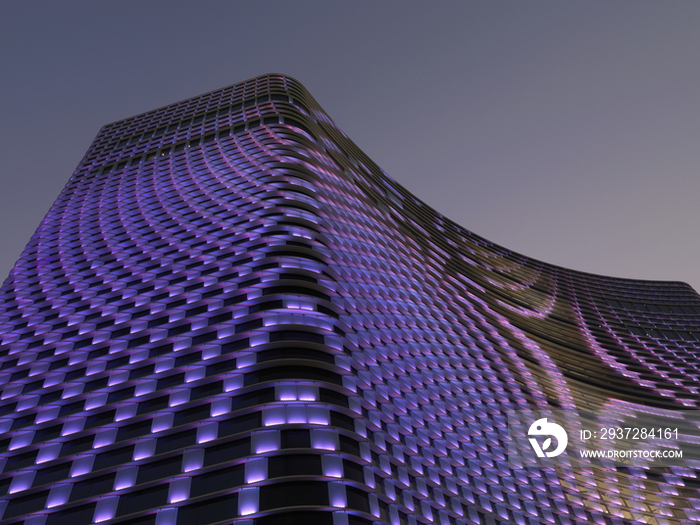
[34,463,71,487]
[136,456,181,485]
[268,455,321,478]
[203,438,249,467]
[59,436,94,457]
[70,474,115,502]
[177,494,238,525]
[117,484,168,517]
[94,446,134,471]
[117,419,152,442]
[155,429,196,455]
[190,465,244,497]
[174,404,210,426]
[259,481,328,510]
[6,450,38,470]
[4,491,50,519]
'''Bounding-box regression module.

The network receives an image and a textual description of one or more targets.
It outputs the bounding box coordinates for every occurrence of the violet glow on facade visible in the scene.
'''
[0,73,699,525]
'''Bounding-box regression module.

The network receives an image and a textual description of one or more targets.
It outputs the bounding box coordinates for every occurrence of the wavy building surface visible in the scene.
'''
[1,74,699,525]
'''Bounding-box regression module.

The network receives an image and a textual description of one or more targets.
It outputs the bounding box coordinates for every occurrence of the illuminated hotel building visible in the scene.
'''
[1,74,699,525]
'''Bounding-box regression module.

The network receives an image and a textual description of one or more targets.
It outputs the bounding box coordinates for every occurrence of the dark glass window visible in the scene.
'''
[128,335,150,349]
[176,494,238,525]
[191,380,222,401]
[11,414,35,430]
[223,294,247,307]
[331,411,355,431]
[0,477,9,496]
[10,369,29,381]
[108,386,135,403]
[117,419,152,442]
[235,318,263,334]
[269,330,325,344]
[4,491,49,519]
[6,450,38,471]
[130,364,155,380]
[258,347,334,364]
[281,429,310,449]
[85,375,109,391]
[85,409,116,430]
[245,365,341,386]
[186,305,208,317]
[148,316,169,328]
[222,338,249,354]
[117,484,168,517]
[263,286,329,301]
[70,473,115,502]
[320,388,349,407]
[175,351,202,367]
[106,356,129,370]
[137,396,168,415]
[46,504,96,525]
[149,343,174,358]
[346,486,371,513]
[174,404,210,426]
[0,402,17,417]
[157,373,184,391]
[192,331,218,345]
[94,445,134,471]
[256,512,333,525]
[33,424,63,443]
[48,358,69,371]
[208,312,232,325]
[219,412,260,437]
[249,300,283,313]
[58,400,85,417]
[60,436,93,457]
[268,454,321,478]
[34,462,71,487]
[343,460,364,483]
[203,438,250,467]
[168,323,191,337]
[136,456,182,485]
[206,358,236,376]
[339,435,360,456]
[259,481,328,510]
[190,464,244,497]
[88,347,109,359]
[155,429,196,455]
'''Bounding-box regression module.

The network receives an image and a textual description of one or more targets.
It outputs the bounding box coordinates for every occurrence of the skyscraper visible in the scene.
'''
[1,73,699,525]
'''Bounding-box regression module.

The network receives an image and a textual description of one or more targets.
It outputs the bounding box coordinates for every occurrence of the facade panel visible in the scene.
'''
[1,74,699,524]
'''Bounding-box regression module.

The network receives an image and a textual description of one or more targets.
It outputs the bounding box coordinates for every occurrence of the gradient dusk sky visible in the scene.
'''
[1,2,699,291]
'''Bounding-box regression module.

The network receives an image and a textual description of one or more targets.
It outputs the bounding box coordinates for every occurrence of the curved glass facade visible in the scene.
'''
[1,74,699,525]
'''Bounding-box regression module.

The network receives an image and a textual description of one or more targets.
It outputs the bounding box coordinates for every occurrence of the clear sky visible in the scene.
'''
[1,1,699,292]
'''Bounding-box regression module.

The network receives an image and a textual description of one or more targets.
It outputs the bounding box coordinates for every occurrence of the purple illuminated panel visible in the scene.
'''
[245,457,268,484]
[311,429,339,451]
[93,496,119,523]
[252,431,280,454]
[168,478,191,504]
[196,422,218,444]
[46,484,72,508]
[114,466,138,491]
[8,472,35,494]
[70,456,94,478]
[329,482,347,508]
[182,449,204,473]
[238,487,259,516]
[133,439,156,460]
[322,456,343,478]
